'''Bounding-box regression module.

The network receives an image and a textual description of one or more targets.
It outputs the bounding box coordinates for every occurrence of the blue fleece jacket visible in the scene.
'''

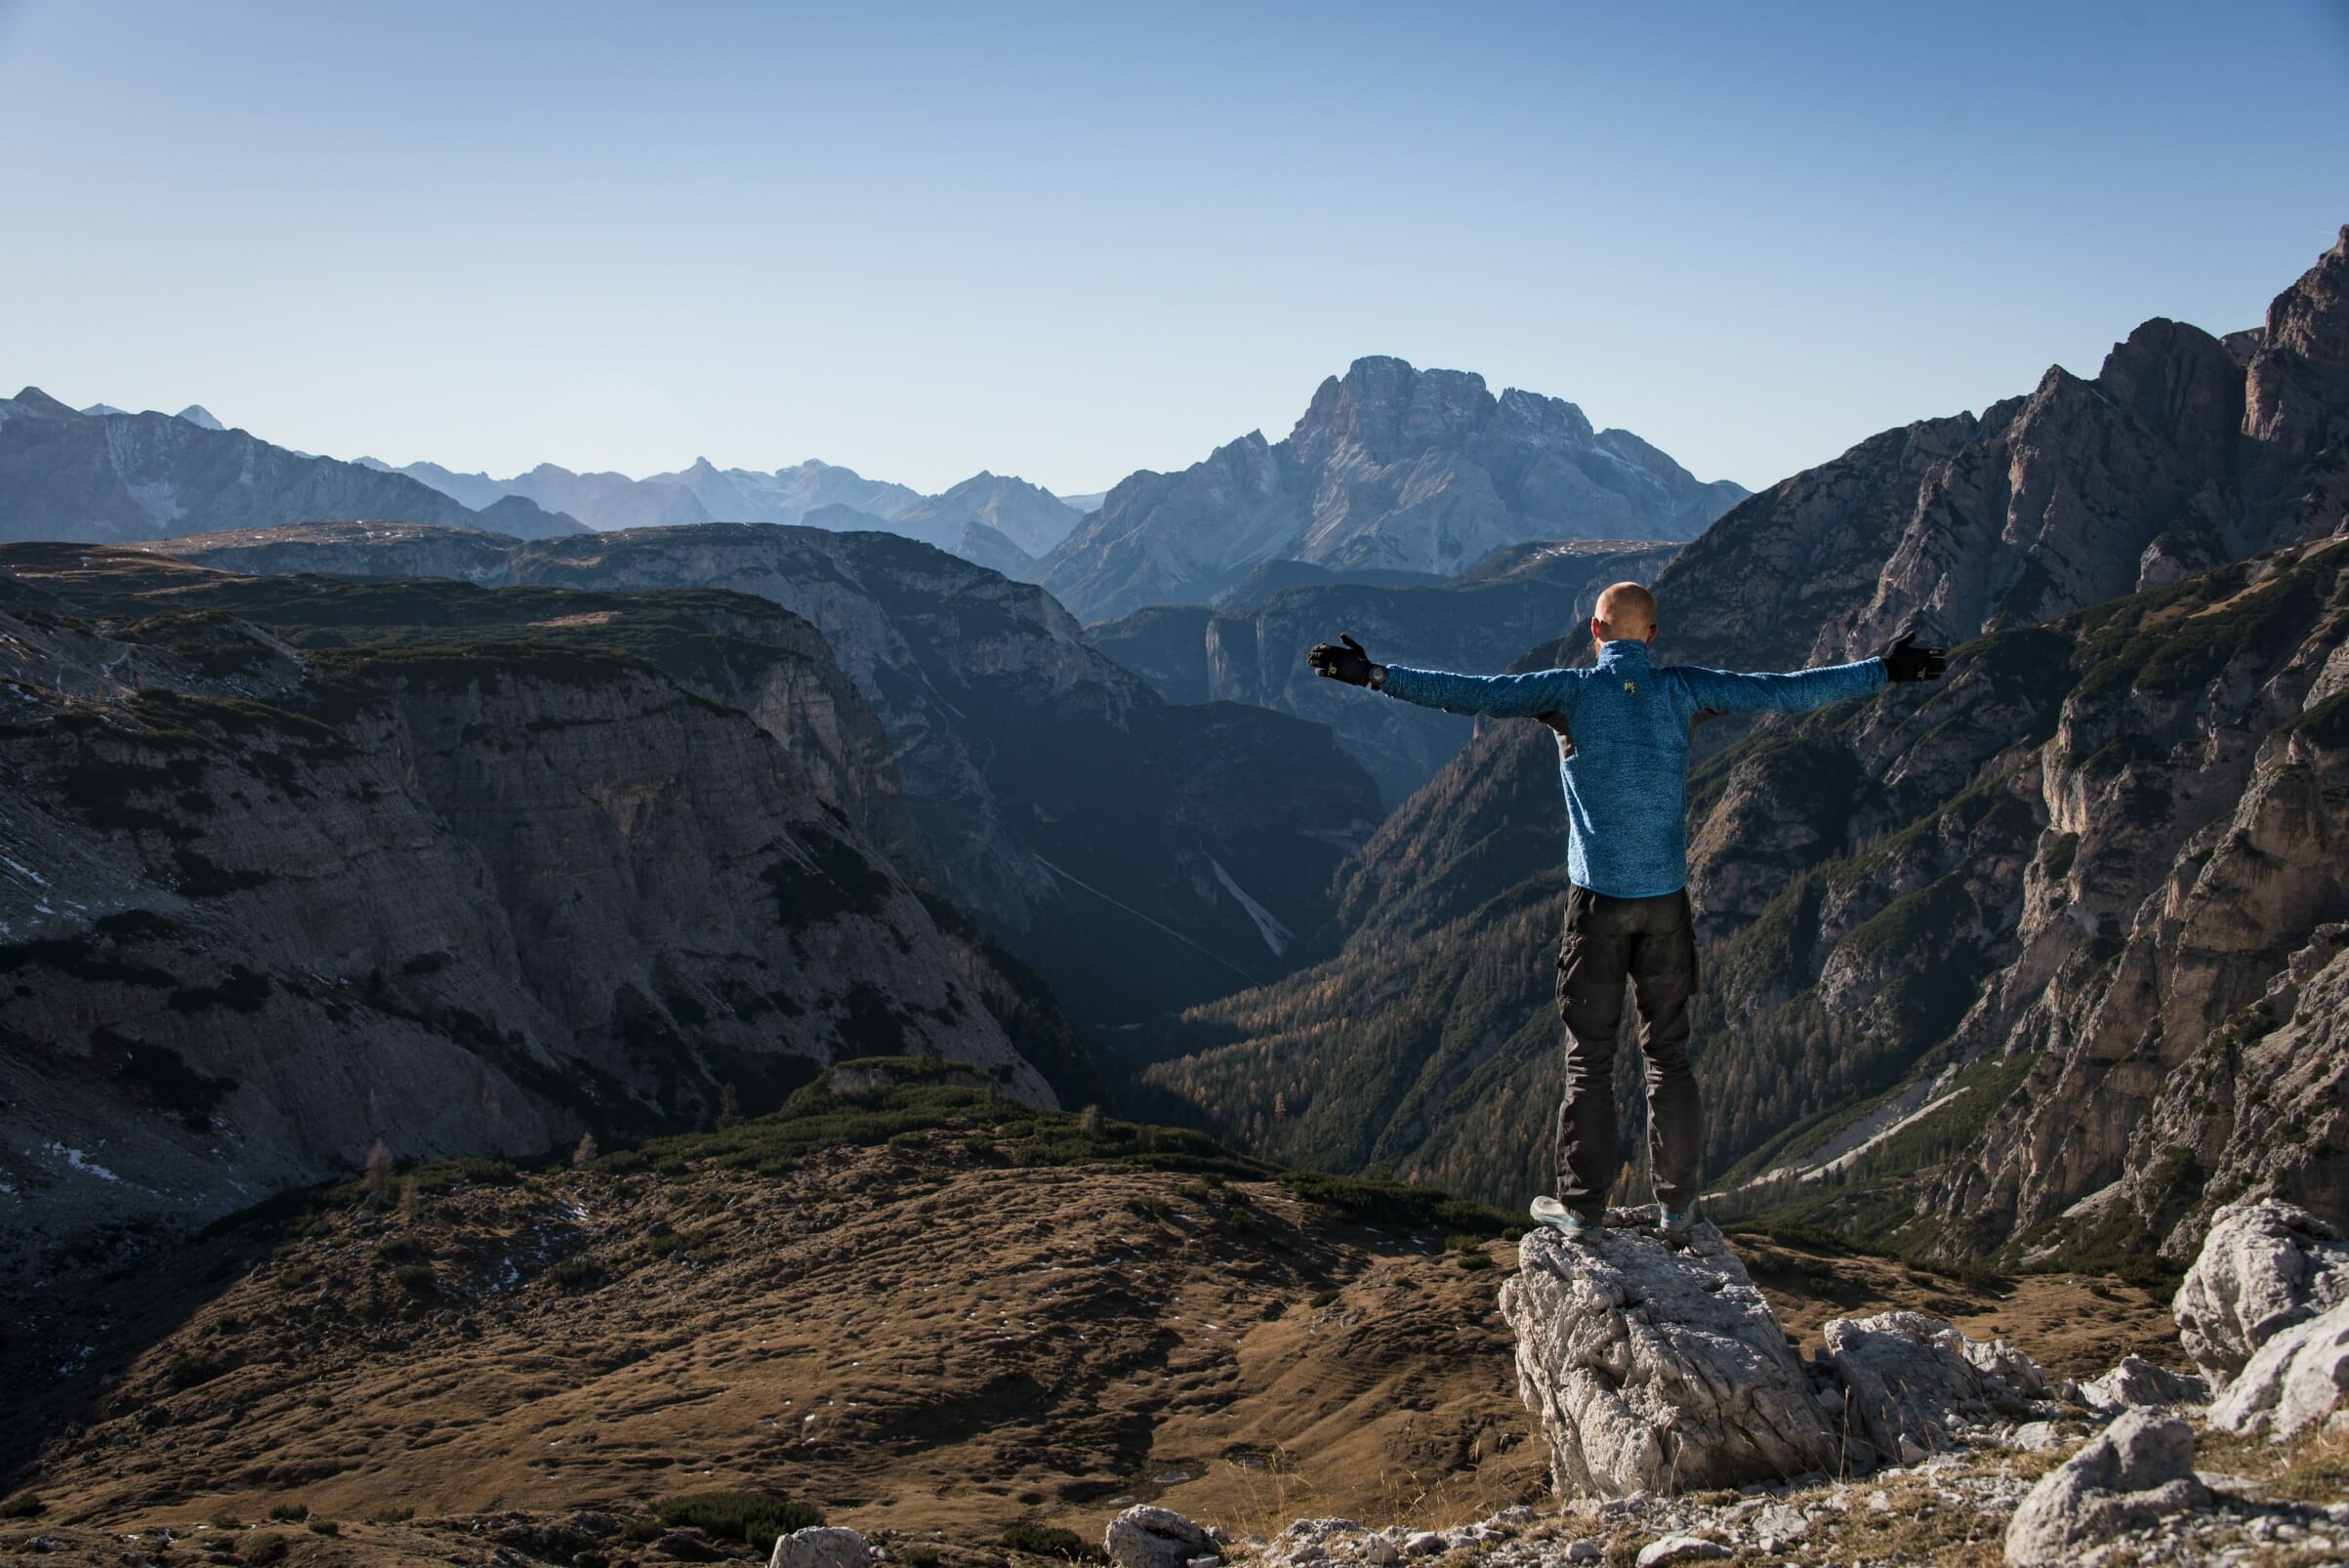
[1379,639,1887,898]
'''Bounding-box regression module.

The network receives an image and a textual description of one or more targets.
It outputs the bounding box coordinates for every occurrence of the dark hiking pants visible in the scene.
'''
[1553,884,1702,1222]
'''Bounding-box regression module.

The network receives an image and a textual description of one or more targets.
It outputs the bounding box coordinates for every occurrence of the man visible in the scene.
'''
[1307,583,1944,1245]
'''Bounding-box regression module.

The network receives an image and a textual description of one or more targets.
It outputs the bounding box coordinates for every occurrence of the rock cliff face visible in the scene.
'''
[0,550,1057,1274]
[1651,227,2349,677]
[1031,356,1745,624]
[1136,231,2349,1261]
[151,521,1385,1025]
[0,391,585,543]
[1089,539,1679,806]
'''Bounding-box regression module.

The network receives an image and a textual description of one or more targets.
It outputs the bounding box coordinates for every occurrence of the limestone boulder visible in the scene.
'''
[2172,1198,2349,1385]
[1499,1223,1841,1499]
[2003,1411,2208,1566]
[2208,1294,2349,1437]
[1104,1506,1215,1568]
[768,1527,867,1568]
[1817,1311,2048,1462]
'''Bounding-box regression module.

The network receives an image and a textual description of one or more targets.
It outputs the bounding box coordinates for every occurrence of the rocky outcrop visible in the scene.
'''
[1031,356,1744,623]
[2209,1298,2349,1438]
[0,389,585,543]
[2074,1355,2211,1413]
[148,520,1383,1025]
[1497,1221,2080,1502]
[1819,1312,2047,1461]
[2002,1411,2207,1566]
[2173,1199,2349,1385]
[0,550,1056,1278]
[1090,539,1679,806]
[1499,1224,1842,1498]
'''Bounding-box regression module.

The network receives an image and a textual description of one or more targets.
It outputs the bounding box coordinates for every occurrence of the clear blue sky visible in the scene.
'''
[3,0,2344,497]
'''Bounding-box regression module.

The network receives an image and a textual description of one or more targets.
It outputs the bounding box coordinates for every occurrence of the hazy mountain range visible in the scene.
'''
[367,452,1091,563]
[18,358,1744,616]
[0,391,587,543]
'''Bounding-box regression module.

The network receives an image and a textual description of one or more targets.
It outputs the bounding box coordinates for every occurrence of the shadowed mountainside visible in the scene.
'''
[0,548,1078,1276]
[144,521,1386,1026]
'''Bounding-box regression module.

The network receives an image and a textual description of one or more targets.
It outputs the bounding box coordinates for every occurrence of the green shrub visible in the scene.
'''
[650,1490,823,1544]
[246,1533,289,1564]
[1000,1523,1093,1559]
[307,1519,340,1536]
[403,1156,518,1192]
[1444,1234,1482,1253]
[545,1258,603,1292]
[1128,1195,1173,1221]
[901,1547,942,1568]
[165,1350,227,1388]
[1308,1288,1339,1309]
[0,1494,41,1519]
[621,1517,662,1544]
[1454,1250,1495,1270]
[392,1263,435,1294]
[375,1237,424,1263]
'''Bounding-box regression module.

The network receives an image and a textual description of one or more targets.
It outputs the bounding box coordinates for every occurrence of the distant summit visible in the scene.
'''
[1029,355,1749,623]
[175,403,225,431]
[891,471,1082,557]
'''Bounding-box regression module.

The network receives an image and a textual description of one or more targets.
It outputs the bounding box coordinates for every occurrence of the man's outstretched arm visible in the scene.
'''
[1306,634,1580,718]
[1674,630,1946,716]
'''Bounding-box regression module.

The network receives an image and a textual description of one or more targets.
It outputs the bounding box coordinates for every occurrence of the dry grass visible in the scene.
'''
[0,1145,2198,1556]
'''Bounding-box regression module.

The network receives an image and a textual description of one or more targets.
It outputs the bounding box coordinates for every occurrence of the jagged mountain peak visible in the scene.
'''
[8,387,77,418]
[175,403,224,431]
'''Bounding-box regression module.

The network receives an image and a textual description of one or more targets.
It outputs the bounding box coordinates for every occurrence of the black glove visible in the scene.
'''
[1877,627,1947,682]
[1307,634,1383,688]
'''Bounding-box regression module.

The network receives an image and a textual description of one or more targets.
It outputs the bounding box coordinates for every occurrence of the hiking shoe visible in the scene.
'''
[1658,1208,1698,1247]
[1530,1195,1604,1245]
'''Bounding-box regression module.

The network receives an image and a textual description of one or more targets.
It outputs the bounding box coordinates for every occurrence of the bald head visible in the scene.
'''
[1593,581,1659,644]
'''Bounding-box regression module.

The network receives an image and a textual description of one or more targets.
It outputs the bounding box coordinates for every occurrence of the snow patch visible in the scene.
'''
[1210,856,1294,957]
[40,1142,121,1182]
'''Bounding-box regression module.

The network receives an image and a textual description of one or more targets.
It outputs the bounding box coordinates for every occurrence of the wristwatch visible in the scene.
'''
[1368,664,1388,690]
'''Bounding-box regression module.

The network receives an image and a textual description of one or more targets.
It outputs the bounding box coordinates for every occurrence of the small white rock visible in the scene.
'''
[1635,1539,1730,1567]
[769,1527,869,1568]
[1363,1537,1400,1567]
[1564,1544,1603,1564]
[1402,1533,1446,1557]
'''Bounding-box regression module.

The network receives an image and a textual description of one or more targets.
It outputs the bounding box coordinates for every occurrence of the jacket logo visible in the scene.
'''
[1623,680,1636,692]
